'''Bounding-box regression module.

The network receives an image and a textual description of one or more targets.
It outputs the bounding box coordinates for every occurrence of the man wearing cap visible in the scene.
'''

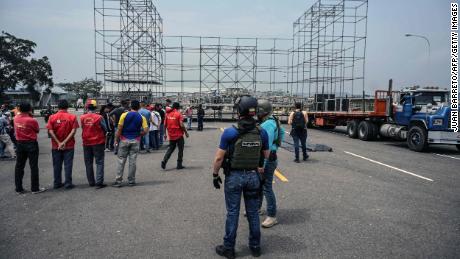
[47,100,79,190]
[113,100,148,187]
[81,102,108,189]
[161,102,189,170]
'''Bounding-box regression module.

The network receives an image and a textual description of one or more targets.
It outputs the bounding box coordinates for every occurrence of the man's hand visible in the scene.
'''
[164,135,168,141]
[257,167,264,174]
[58,142,66,150]
[185,132,189,138]
[213,174,222,189]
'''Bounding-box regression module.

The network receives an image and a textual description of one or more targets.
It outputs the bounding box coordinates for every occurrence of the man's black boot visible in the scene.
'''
[161,160,166,170]
[177,161,185,170]
[250,246,261,257]
[215,245,235,259]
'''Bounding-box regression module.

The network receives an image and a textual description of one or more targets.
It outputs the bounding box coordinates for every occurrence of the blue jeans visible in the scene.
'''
[224,170,261,250]
[52,149,75,187]
[187,117,192,129]
[292,130,308,160]
[159,124,165,146]
[149,130,159,149]
[140,134,150,150]
[259,159,277,217]
[0,141,5,157]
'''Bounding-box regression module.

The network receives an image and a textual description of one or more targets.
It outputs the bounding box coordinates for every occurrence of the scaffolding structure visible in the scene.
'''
[291,0,368,111]
[94,0,164,99]
[93,0,368,108]
[163,36,292,100]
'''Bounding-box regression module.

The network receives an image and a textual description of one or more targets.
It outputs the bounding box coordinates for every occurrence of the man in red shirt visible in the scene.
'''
[80,102,107,189]
[161,102,189,170]
[47,100,79,189]
[14,103,46,194]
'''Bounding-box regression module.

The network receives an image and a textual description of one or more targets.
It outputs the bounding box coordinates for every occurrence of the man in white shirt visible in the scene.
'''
[149,104,162,150]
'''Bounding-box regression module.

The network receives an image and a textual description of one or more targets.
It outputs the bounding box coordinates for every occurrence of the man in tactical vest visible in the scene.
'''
[212,96,270,259]
[257,99,284,228]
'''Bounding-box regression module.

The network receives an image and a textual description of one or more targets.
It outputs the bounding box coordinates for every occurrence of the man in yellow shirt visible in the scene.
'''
[113,100,148,187]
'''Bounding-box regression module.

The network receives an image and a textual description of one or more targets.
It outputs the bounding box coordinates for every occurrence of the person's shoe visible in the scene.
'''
[294,159,300,163]
[146,149,151,153]
[112,181,122,188]
[64,184,75,190]
[104,148,111,152]
[128,182,136,187]
[89,183,96,187]
[32,188,47,194]
[215,245,235,259]
[250,246,261,257]
[161,161,166,170]
[177,164,185,170]
[53,183,64,189]
[95,184,107,189]
[16,189,26,195]
[303,155,309,161]
[261,216,278,228]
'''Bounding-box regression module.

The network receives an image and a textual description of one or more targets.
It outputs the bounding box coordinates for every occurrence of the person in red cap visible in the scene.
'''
[47,100,79,190]
[80,102,108,189]
[14,103,46,194]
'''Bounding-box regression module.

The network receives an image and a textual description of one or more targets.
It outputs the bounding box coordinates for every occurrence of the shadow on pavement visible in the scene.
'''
[135,180,174,187]
[278,208,312,225]
[262,234,306,255]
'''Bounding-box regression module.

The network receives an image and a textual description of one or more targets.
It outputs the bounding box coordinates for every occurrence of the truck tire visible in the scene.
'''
[358,121,373,141]
[407,126,428,152]
[369,122,379,140]
[347,120,359,139]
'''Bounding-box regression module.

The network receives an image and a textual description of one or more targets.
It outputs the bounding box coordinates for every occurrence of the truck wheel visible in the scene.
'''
[407,126,428,152]
[347,120,359,139]
[358,121,373,141]
[369,122,379,140]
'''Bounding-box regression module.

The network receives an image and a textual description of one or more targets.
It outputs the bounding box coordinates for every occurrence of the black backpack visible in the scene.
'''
[268,115,282,147]
[292,111,306,130]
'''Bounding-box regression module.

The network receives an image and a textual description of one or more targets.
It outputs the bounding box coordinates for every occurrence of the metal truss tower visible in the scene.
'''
[291,0,368,111]
[94,0,164,99]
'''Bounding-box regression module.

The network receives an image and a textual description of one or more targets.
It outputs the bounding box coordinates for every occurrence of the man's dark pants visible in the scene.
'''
[223,170,261,250]
[292,129,308,160]
[149,130,159,150]
[15,141,39,192]
[162,137,184,164]
[197,116,204,131]
[83,144,105,185]
[52,149,75,188]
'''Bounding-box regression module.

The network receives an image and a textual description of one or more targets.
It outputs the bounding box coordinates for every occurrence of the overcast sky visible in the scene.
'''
[0,0,451,92]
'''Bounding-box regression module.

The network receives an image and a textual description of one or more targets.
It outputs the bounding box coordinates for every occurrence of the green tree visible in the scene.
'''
[61,78,102,99]
[0,31,53,102]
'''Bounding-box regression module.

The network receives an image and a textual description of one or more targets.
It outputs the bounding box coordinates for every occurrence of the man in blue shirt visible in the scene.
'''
[138,101,151,152]
[257,99,285,228]
[212,96,270,259]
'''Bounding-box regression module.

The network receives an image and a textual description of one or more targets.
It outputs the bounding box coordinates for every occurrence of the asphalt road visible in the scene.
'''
[0,118,459,258]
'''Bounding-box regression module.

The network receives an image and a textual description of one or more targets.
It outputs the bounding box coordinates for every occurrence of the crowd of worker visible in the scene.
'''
[0,96,310,258]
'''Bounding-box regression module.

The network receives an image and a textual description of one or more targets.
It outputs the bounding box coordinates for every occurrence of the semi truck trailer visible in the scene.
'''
[308,80,460,152]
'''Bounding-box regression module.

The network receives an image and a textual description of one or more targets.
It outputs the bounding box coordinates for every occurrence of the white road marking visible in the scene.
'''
[344,151,434,182]
[433,153,460,161]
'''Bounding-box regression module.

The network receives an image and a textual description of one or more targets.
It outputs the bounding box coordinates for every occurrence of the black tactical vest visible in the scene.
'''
[230,126,262,170]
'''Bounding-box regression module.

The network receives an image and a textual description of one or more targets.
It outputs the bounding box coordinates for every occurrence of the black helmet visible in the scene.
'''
[236,96,258,117]
[257,99,272,117]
